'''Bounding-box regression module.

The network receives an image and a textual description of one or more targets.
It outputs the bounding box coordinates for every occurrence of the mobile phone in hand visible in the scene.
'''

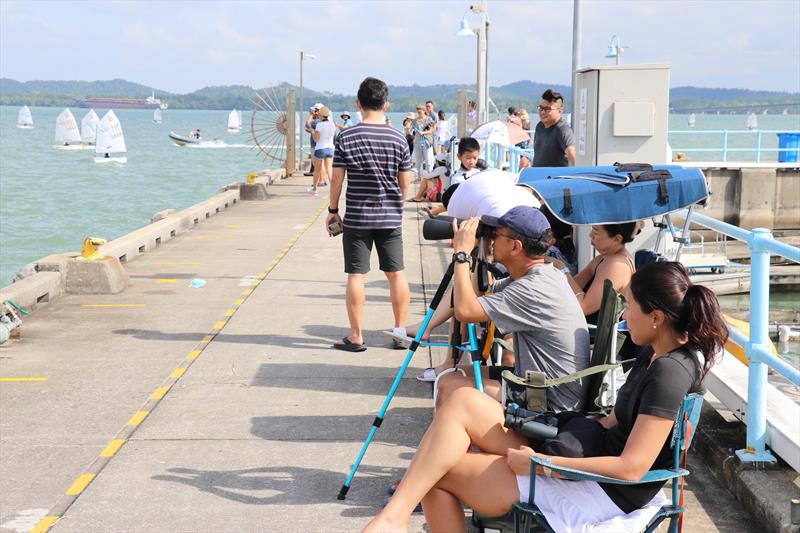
[328,220,343,237]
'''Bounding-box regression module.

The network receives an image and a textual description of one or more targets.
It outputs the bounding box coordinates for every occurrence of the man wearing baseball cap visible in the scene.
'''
[437,205,590,412]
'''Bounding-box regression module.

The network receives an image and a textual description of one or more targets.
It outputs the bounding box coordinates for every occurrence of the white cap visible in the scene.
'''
[313,103,323,110]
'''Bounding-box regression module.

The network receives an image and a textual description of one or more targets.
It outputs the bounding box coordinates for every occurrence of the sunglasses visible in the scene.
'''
[538,105,561,113]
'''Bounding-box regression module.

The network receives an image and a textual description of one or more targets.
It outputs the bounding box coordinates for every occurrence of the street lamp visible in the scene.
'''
[299,51,316,162]
[457,2,490,125]
[605,35,626,65]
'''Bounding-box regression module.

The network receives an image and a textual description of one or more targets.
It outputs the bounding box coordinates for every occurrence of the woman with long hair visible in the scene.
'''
[363,262,728,533]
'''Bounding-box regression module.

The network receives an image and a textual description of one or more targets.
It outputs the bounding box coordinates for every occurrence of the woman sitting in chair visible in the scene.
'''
[363,262,727,533]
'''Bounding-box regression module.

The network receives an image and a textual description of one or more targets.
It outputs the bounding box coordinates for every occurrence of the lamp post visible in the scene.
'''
[605,35,626,65]
[299,51,316,163]
[457,1,489,125]
[571,0,582,129]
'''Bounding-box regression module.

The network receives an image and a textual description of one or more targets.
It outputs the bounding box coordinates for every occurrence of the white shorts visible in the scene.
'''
[516,475,668,533]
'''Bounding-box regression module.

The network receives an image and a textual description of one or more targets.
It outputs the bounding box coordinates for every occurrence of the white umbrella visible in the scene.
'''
[471,120,530,147]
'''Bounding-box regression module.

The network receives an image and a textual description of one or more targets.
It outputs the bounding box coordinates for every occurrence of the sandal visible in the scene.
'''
[416,368,439,382]
[333,336,367,352]
[418,207,433,218]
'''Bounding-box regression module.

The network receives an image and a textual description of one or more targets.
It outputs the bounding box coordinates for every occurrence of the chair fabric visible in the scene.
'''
[512,394,705,533]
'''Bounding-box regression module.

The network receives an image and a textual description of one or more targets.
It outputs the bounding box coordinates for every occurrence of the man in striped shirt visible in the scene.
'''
[326,77,412,352]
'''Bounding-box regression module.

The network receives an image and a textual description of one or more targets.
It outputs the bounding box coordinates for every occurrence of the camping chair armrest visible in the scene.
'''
[502,366,619,390]
[529,455,689,485]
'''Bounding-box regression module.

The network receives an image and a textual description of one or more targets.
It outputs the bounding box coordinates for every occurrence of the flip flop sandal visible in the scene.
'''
[418,207,433,218]
[333,337,367,352]
[416,368,438,382]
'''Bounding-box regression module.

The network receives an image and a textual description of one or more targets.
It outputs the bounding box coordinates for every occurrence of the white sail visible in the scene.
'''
[55,108,81,144]
[80,110,100,144]
[687,113,696,127]
[747,112,758,130]
[238,109,243,126]
[17,105,33,127]
[153,108,162,123]
[95,110,127,155]
[227,109,241,130]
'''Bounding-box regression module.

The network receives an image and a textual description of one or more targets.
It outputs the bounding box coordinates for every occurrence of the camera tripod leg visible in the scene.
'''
[467,322,484,392]
[338,262,455,500]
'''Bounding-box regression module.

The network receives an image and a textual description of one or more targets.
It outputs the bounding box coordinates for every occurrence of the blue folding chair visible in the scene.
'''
[512,394,704,533]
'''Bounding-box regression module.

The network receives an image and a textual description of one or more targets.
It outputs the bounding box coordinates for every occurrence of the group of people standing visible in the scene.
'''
[401,100,451,177]
[305,103,356,196]
[319,77,729,532]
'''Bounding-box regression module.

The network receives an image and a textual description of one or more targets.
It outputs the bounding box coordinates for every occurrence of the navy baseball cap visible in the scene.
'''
[481,206,550,240]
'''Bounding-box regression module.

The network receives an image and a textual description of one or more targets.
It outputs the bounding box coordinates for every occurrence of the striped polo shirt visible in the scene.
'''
[333,122,412,230]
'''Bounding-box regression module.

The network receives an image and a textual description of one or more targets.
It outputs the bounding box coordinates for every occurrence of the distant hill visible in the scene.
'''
[1,77,797,114]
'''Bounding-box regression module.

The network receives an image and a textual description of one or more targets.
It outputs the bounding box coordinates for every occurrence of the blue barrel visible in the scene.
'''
[776,133,800,163]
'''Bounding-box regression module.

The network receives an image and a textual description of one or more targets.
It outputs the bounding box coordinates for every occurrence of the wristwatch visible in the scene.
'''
[453,251,472,265]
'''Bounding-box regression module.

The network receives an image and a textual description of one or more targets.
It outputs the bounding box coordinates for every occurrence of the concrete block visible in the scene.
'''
[65,256,129,294]
[35,253,77,285]
[775,169,800,230]
[150,209,176,223]
[240,182,269,200]
[739,168,778,229]
[0,271,63,311]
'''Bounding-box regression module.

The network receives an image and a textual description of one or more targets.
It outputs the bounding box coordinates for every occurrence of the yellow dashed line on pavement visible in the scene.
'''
[150,386,169,400]
[201,335,214,343]
[156,279,178,283]
[0,377,48,382]
[224,309,235,317]
[224,224,241,229]
[234,298,244,305]
[99,439,126,458]
[81,304,146,308]
[186,349,202,360]
[127,411,149,426]
[65,474,95,495]
[213,321,226,330]
[30,515,58,533]
[170,368,186,379]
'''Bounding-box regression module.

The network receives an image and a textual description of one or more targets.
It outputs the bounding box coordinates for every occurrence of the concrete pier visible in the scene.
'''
[0,172,781,532]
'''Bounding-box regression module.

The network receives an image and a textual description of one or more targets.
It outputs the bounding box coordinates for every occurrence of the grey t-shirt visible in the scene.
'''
[533,118,574,167]
[478,263,590,412]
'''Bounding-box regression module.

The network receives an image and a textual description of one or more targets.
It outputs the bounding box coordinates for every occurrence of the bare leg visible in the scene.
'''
[323,156,333,185]
[435,371,501,409]
[311,157,321,191]
[344,273,365,345]
[422,453,520,532]
[363,388,525,532]
[385,270,409,329]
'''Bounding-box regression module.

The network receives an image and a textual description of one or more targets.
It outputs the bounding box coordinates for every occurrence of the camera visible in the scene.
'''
[504,403,558,441]
[422,216,494,241]
[327,220,343,237]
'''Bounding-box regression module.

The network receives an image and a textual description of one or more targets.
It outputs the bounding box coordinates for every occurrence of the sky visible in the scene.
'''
[1,0,799,96]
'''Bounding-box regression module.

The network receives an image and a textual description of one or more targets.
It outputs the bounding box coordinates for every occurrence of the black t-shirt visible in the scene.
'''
[602,347,704,512]
[532,118,574,167]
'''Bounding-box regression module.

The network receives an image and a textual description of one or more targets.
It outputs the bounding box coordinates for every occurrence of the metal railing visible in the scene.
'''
[669,130,800,162]
[482,142,534,173]
[680,209,800,463]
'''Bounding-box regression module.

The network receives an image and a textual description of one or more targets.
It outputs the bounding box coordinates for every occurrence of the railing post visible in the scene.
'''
[736,228,777,464]
[755,129,762,163]
[722,130,728,162]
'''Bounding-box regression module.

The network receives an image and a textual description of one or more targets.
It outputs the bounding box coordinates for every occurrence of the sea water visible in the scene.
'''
[1,106,798,285]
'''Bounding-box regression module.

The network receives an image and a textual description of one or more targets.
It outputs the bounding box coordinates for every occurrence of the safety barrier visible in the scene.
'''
[482,142,534,173]
[669,130,800,162]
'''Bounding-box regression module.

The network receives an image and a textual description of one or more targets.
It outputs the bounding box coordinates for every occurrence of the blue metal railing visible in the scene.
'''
[482,142,534,173]
[680,209,800,463]
[669,130,800,162]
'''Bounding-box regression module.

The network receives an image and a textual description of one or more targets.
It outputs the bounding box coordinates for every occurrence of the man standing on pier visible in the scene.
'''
[533,89,576,167]
[326,77,412,352]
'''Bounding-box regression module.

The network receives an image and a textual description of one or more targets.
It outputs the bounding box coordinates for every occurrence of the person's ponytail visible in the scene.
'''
[682,284,728,376]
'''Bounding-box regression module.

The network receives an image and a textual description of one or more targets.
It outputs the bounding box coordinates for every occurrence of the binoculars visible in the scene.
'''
[504,403,559,441]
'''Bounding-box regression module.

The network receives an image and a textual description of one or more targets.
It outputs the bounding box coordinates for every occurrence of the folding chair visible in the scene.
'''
[499,278,626,413]
[512,393,704,533]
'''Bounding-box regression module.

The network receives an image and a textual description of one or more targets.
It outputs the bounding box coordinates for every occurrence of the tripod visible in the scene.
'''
[337,258,488,500]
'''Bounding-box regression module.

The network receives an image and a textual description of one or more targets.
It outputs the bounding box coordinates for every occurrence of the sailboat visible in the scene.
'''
[80,109,99,148]
[94,110,127,163]
[687,113,696,127]
[746,112,758,130]
[153,108,162,124]
[227,109,241,133]
[54,108,83,150]
[16,105,33,129]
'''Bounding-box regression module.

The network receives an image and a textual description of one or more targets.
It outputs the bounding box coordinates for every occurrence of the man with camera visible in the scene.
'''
[439,205,590,412]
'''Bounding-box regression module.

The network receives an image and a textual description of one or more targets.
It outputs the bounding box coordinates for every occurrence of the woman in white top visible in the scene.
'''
[310,106,336,196]
[435,110,449,154]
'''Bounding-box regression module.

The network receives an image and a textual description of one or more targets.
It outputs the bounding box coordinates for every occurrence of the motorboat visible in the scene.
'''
[169,131,201,146]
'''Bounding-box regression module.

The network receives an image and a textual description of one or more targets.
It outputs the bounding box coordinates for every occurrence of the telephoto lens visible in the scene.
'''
[503,403,558,441]
[422,217,456,240]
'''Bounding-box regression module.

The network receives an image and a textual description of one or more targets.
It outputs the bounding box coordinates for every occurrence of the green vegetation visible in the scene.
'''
[1,78,797,114]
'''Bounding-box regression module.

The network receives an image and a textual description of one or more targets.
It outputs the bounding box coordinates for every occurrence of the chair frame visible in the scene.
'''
[512,393,705,533]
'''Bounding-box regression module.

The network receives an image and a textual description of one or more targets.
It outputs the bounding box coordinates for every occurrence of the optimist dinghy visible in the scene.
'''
[16,106,33,129]
[227,109,241,133]
[54,108,83,150]
[94,110,127,163]
[80,109,100,149]
[153,108,162,124]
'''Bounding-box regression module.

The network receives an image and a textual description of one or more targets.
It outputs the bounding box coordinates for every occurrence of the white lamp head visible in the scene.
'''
[457,16,474,36]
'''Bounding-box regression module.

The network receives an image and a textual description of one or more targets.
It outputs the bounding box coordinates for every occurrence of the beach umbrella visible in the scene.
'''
[471,120,530,147]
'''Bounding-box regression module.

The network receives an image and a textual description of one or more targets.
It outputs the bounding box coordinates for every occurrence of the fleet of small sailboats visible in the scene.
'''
[54,108,83,150]
[227,109,242,133]
[16,105,33,129]
[80,109,100,147]
[94,110,127,163]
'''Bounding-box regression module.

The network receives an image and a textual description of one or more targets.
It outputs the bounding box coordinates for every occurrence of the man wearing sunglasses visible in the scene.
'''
[533,89,576,167]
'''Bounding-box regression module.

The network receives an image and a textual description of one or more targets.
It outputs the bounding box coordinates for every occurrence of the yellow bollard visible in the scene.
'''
[246,173,258,185]
[78,237,107,261]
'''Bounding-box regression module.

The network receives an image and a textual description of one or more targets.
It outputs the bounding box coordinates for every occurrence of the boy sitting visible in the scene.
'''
[416,137,482,217]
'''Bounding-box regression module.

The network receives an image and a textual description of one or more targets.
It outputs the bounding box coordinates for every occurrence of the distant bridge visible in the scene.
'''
[670,101,800,113]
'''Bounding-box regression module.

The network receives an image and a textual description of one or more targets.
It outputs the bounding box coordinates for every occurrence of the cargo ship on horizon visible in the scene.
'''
[77,91,168,110]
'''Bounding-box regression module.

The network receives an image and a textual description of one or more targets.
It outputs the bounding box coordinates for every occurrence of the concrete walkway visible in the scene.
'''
[1,172,758,532]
